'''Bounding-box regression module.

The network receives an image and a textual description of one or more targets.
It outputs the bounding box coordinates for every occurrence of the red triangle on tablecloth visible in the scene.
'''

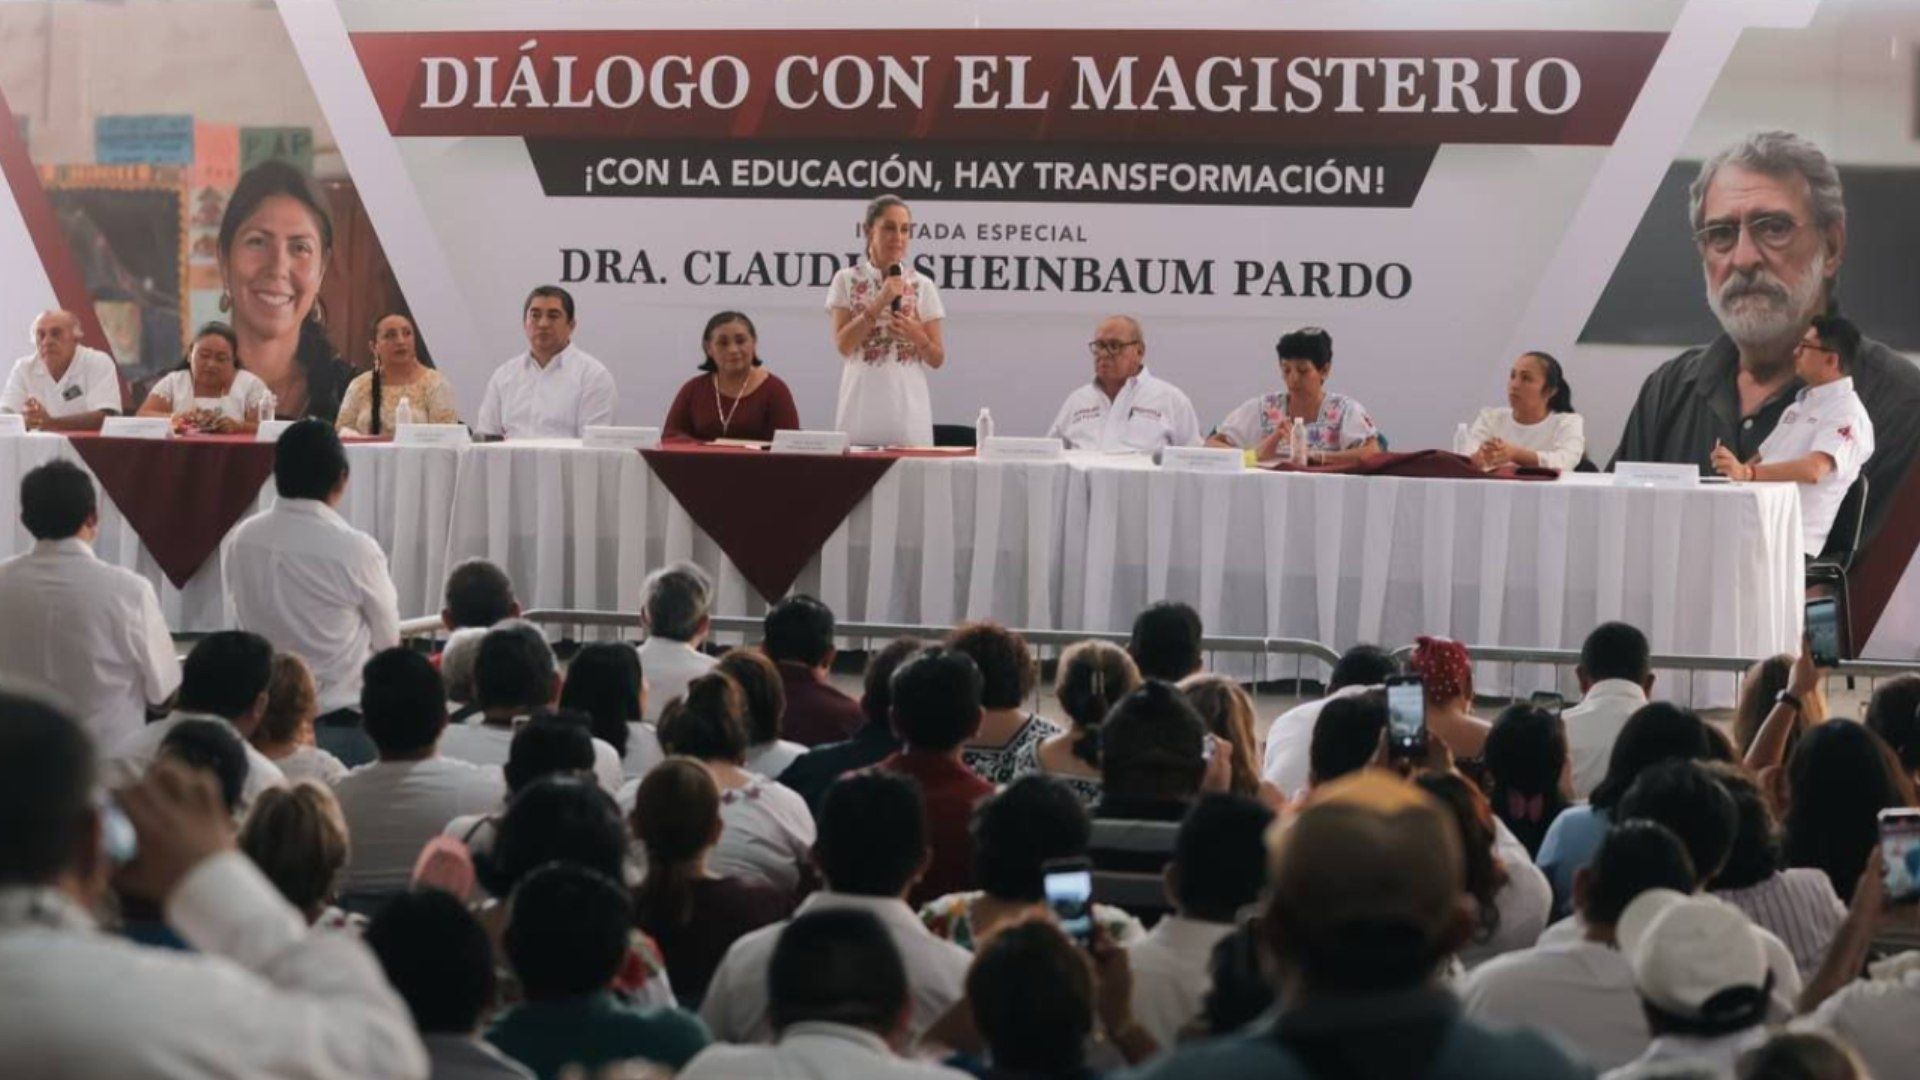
[641,445,900,603]
[68,434,277,589]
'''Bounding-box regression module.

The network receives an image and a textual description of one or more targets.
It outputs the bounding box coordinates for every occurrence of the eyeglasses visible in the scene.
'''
[1793,339,1838,358]
[1692,213,1803,255]
[1088,339,1141,355]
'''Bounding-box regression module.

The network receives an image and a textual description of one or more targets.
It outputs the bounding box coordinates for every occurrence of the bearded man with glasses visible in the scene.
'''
[1045,315,1202,453]
[1611,131,1920,553]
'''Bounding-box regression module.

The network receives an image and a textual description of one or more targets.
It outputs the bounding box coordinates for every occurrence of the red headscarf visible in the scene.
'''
[1410,635,1472,703]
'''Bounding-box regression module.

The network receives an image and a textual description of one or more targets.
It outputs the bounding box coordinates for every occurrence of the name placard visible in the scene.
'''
[771,429,851,455]
[1158,445,1244,474]
[255,419,293,443]
[395,423,473,448]
[99,415,171,440]
[1614,462,1700,489]
[0,414,25,437]
[979,436,1066,463]
[583,425,662,450]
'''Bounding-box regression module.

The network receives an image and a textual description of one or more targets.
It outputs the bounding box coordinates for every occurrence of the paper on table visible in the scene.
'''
[710,438,772,449]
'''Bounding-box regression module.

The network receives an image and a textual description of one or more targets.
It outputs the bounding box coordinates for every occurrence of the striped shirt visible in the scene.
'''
[1713,868,1847,979]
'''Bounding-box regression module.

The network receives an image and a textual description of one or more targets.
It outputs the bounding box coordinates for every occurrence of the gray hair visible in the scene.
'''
[1689,131,1845,232]
[642,562,712,642]
[440,627,490,704]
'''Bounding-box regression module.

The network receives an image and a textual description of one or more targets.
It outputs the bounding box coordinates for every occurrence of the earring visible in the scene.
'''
[218,291,231,313]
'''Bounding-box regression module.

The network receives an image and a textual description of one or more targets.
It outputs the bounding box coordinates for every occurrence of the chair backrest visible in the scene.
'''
[1088,817,1179,921]
[1817,473,1870,565]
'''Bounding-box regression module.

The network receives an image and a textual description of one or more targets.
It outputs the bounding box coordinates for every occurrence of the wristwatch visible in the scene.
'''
[1774,690,1803,713]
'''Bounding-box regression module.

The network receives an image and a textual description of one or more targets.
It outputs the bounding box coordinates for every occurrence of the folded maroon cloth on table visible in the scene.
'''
[66,433,277,588]
[640,443,904,602]
[1260,449,1560,481]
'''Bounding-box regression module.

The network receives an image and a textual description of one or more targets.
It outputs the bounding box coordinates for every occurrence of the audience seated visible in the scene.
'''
[1462,820,1697,1072]
[442,557,521,633]
[1736,1031,1868,1080]
[960,919,1158,1076]
[683,909,971,1079]
[1089,683,1223,896]
[762,595,866,746]
[1178,675,1262,796]
[637,562,718,721]
[778,636,925,811]
[0,690,428,1077]
[1125,793,1273,1046]
[440,621,624,792]
[250,653,348,785]
[560,640,664,777]
[0,459,179,754]
[1305,689,1389,788]
[1128,601,1204,683]
[239,782,354,930]
[365,889,534,1079]
[654,672,817,898]
[1863,673,1920,789]
[1482,704,1571,858]
[1704,763,1845,980]
[1604,890,1774,1079]
[1733,653,1819,761]
[876,647,994,907]
[1190,922,1273,1041]
[1121,771,1589,1079]
[701,772,972,1044]
[1414,771,1551,968]
[919,775,1144,951]
[1562,622,1656,799]
[107,630,286,813]
[445,715,598,867]
[631,757,794,1007]
[441,626,490,722]
[156,718,249,818]
[1798,839,1920,1080]
[718,647,804,779]
[1781,721,1914,903]
[948,621,1057,785]
[1261,642,1396,799]
[227,419,400,768]
[1407,636,1491,762]
[1018,639,1141,806]
[485,863,709,1078]
[333,648,505,896]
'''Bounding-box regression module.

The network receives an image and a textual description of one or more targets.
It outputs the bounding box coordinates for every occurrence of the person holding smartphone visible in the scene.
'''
[1407,637,1492,763]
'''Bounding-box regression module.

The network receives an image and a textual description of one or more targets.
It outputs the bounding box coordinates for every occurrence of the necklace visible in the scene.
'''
[713,371,749,435]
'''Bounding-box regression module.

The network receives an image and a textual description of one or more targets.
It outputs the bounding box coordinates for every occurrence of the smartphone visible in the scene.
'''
[1386,675,1427,756]
[1807,596,1843,667]
[1529,691,1566,716]
[1042,857,1095,946]
[1880,809,1920,904]
[98,794,138,867]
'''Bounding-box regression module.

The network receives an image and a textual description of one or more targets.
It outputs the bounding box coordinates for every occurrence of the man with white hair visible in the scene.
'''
[1612,131,1920,553]
[1045,315,1201,453]
[0,310,121,430]
[637,562,717,721]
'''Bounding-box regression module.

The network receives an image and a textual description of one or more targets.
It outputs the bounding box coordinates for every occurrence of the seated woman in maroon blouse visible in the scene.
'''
[662,311,801,442]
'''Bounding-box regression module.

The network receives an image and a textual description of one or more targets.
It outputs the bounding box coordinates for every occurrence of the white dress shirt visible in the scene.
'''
[1601,1028,1767,1080]
[106,711,288,813]
[225,499,401,715]
[0,345,121,417]
[1754,376,1875,553]
[637,636,718,721]
[1563,680,1649,800]
[276,744,349,786]
[332,756,506,892]
[145,368,272,422]
[680,1022,971,1080]
[700,892,972,1045]
[1046,368,1202,453]
[1464,408,1587,472]
[1259,684,1374,799]
[0,853,427,1079]
[1460,937,1649,1072]
[1536,908,1803,1022]
[0,537,180,752]
[1125,914,1236,1046]
[437,717,626,793]
[472,343,617,439]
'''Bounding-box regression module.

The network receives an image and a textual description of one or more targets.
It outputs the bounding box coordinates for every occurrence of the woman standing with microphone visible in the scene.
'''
[825,194,946,447]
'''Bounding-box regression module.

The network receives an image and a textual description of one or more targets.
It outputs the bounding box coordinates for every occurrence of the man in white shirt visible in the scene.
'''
[637,562,717,721]
[1563,622,1656,799]
[1260,643,1395,799]
[439,620,626,792]
[1045,315,1201,453]
[0,460,179,752]
[227,420,400,768]
[702,772,971,1044]
[1712,314,1875,554]
[0,310,121,430]
[333,649,506,896]
[1464,820,1697,1071]
[440,557,521,633]
[1127,794,1273,1046]
[0,690,428,1078]
[473,285,618,439]
[1602,889,1773,1079]
[106,631,286,813]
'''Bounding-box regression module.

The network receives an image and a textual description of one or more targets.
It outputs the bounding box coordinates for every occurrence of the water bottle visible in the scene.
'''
[1452,422,1472,455]
[256,393,276,424]
[394,396,415,428]
[976,407,994,444]
[1289,421,1308,465]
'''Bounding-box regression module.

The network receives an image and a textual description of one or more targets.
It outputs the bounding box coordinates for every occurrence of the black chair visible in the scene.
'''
[933,424,977,448]
[1808,474,1868,657]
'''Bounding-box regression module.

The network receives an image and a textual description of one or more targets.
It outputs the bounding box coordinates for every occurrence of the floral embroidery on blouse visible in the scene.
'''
[845,270,926,367]
[963,715,1060,786]
[1251,391,1373,450]
[917,891,1143,951]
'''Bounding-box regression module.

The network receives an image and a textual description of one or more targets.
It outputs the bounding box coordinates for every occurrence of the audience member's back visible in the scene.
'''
[875,646,991,907]
[365,889,533,1079]
[1128,601,1204,683]
[762,595,866,746]
[1563,622,1654,799]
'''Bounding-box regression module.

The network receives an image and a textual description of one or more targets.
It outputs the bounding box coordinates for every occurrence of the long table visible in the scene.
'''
[0,435,1804,701]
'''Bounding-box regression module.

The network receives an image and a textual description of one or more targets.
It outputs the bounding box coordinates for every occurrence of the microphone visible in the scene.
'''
[888,263,903,312]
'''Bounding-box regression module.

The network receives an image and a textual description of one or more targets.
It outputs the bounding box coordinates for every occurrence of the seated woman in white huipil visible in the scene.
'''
[824,194,946,448]
[1465,351,1586,472]
[136,321,272,434]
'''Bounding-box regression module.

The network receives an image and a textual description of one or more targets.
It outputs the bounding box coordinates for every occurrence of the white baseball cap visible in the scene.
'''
[1617,889,1771,1025]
